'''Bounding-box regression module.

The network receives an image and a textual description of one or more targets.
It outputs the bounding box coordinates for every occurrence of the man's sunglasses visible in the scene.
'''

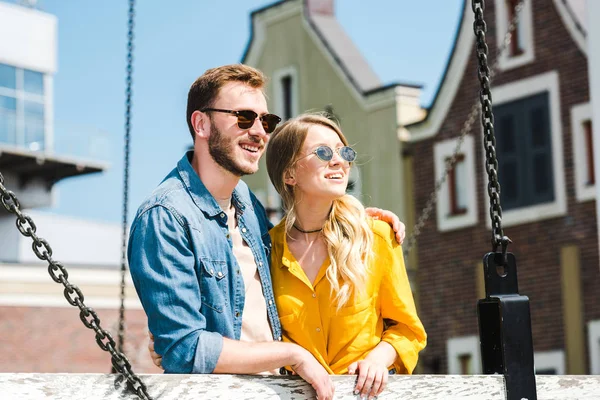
[305,145,357,163]
[201,108,282,133]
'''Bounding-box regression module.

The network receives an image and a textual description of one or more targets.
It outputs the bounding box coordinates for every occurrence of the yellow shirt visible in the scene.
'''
[270,219,427,374]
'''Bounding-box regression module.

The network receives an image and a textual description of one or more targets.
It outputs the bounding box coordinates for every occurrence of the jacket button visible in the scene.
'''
[220,213,225,218]
[235,312,240,317]
[217,271,223,278]
[241,227,247,233]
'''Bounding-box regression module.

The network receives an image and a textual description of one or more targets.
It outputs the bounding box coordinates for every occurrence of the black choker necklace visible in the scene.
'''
[293,224,322,234]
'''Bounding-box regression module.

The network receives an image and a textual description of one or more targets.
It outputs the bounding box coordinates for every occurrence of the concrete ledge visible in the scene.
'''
[1,373,599,399]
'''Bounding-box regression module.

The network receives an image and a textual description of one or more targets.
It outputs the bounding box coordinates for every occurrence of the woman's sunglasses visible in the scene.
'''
[307,145,357,163]
[201,108,282,133]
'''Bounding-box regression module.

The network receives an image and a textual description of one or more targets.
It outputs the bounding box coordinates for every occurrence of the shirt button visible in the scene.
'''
[210,269,214,275]
[235,311,240,317]
[268,300,272,305]
[278,336,282,341]
[312,293,317,298]
[236,269,240,275]
[316,327,321,332]
[220,213,225,218]
[226,233,230,239]
[241,227,247,233]
[217,271,223,278]
[258,261,263,267]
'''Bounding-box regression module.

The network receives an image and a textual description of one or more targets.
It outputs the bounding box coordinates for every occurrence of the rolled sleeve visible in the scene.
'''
[128,205,223,373]
[378,233,427,374]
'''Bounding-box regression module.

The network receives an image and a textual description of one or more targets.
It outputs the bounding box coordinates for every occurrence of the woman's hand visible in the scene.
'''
[347,359,388,400]
[148,331,164,370]
[364,207,405,244]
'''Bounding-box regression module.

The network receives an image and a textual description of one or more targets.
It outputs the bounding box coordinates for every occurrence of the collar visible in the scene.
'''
[176,151,253,217]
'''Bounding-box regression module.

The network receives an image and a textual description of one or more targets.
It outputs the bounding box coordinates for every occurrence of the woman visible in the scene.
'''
[265,113,426,399]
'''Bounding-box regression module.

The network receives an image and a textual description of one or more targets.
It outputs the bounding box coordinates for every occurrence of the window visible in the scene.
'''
[506,0,524,56]
[447,336,482,374]
[495,92,553,210]
[571,103,595,202]
[496,0,534,70]
[488,71,566,227]
[534,350,565,375]
[273,66,298,121]
[281,75,293,121]
[589,320,600,374]
[434,135,478,231]
[584,120,595,186]
[0,63,46,151]
[447,154,467,215]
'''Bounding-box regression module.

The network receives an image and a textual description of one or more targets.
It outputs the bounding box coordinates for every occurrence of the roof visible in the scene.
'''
[241,0,422,98]
[0,146,107,186]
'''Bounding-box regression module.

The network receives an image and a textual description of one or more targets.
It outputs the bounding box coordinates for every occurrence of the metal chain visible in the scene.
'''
[116,0,135,361]
[472,0,512,258]
[0,173,151,400]
[403,0,523,258]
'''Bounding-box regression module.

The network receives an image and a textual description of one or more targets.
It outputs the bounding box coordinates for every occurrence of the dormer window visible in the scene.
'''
[273,66,299,121]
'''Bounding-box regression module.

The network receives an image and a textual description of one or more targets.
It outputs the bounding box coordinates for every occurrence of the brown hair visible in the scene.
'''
[186,64,266,140]
[266,113,373,308]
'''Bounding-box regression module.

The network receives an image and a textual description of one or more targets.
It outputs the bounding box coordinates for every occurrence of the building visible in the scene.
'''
[0,1,158,373]
[406,0,599,375]
[241,0,425,226]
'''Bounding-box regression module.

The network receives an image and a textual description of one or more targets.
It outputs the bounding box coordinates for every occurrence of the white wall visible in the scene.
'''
[0,2,57,73]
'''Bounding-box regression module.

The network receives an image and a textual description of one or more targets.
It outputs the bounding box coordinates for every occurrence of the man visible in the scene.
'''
[128,64,403,400]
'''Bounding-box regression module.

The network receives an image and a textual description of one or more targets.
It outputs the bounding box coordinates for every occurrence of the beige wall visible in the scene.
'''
[243,10,407,219]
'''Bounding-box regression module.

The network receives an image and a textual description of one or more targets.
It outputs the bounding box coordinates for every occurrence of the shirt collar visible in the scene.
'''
[176,151,253,217]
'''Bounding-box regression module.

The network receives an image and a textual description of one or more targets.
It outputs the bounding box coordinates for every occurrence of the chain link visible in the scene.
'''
[0,173,151,399]
[472,0,513,258]
[116,0,135,361]
[403,0,523,258]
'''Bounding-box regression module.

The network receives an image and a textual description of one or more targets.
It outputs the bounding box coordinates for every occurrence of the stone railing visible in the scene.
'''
[1,373,599,399]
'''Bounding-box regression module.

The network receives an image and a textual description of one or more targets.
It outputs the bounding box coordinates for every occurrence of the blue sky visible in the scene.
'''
[20,0,463,223]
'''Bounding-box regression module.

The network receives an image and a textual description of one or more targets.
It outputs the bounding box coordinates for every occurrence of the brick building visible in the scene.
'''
[406,0,599,375]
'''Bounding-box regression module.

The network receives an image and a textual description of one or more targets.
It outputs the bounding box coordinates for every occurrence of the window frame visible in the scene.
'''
[495,0,535,71]
[272,66,299,121]
[434,134,478,232]
[0,63,48,152]
[534,350,565,375]
[483,71,566,228]
[588,320,600,374]
[571,102,595,202]
[446,335,482,374]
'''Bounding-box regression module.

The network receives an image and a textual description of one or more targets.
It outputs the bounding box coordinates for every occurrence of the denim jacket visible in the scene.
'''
[128,152,281,374]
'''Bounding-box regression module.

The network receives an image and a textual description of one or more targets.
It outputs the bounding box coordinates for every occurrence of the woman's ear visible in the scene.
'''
[284,169,296,186]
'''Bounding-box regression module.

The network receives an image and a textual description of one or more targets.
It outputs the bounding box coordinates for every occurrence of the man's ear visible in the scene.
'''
[284,169,296,186]
[191,110,209,139]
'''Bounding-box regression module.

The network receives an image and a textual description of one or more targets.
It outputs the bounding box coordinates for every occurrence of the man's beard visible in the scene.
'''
[208,122,258,177]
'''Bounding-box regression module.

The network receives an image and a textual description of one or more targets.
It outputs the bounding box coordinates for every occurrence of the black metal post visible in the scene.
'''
[478,252,537,400]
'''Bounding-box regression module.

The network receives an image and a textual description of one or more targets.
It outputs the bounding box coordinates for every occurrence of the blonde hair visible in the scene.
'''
[265,113,373,308]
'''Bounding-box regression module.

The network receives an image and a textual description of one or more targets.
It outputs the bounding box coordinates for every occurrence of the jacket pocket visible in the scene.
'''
[199,259,229,313]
